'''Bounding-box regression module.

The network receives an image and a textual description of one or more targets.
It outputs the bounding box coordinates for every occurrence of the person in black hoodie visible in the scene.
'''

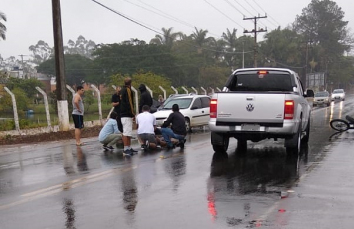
[120,77,137,156]
[111,86,123,133]
[138,84,153,113]
[161,104,187,149]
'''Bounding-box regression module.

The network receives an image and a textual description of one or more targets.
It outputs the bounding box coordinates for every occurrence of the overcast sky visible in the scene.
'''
[0,0,353,60]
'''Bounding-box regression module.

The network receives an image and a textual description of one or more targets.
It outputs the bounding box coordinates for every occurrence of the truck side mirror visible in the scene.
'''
[305,89,314,97]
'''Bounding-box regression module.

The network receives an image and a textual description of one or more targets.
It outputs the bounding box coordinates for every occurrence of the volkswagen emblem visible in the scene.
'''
[246,104,254,112]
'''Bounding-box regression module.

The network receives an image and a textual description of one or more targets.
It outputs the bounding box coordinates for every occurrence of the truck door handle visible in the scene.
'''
[246,97,254,101]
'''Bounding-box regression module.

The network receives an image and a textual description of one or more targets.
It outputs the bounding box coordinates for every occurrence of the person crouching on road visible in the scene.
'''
[98,112,122,151]
[136,105,163,150]
[160,104,187,149]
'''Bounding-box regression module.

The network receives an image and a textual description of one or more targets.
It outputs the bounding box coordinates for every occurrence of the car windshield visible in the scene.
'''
[162,98,192,109]
[315,92,329,97]
[333,89,344,94]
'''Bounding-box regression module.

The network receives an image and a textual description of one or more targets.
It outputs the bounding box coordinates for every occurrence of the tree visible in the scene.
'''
[208,38,226,63]
[199,66,230,88]
[0,87,30,113]
[28,40,53,65]
[292,0,352,71]
[0,11,6,40]
[191,27,212,48]
[37,54,94,86]
[5,77,44,99]
[259,28,304,69]
[92,40,181,85]
[222,28,238,49]
[327,56,354,89]
[221,28,239,68]
[83,91,95,113]
[64,35,96,59]
[149,27,182,49]
[109,71,174,99]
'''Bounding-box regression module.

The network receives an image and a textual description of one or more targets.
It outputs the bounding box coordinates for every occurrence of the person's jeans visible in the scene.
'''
[161,128,185,147]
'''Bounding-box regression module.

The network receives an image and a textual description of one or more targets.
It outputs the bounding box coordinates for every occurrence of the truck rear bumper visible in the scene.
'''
[208,119,298,137]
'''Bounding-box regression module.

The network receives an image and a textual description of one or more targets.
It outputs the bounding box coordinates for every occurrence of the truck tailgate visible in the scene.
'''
[216,93,285,124]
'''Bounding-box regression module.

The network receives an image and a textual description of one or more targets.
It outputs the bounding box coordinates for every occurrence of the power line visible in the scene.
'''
[203,0,244,29]
[240,0,259,15]
[231,0,254,17]
[91,0,161,35]
[91,0,251,55]
[223,0,245,17]
[238,0,275,29]
[257,50,306,69]
[135,0,194,28]
[231,0,271,30]
[93,49,254,60]
[122,0,221,38]
[251,0,281,27]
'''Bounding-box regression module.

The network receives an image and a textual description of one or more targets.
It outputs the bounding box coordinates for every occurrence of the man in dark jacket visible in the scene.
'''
[160,104,187,149]
[111,86,123,133]
[120,77,137,156]
[138,84,153,113]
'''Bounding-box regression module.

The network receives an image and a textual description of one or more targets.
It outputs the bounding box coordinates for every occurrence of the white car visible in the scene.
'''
[331,89,345,101]
[153,94,211,132]
[313,91,330,106]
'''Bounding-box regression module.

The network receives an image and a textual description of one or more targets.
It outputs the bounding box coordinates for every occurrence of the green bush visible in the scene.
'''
[0,119,15,131]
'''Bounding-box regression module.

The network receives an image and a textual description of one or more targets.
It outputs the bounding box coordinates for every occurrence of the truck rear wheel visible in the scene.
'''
[301,117,310,143]
[285,121,301,154]
[211,132,229,152]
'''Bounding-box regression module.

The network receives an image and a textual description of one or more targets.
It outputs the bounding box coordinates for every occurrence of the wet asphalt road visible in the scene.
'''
[1,96,354,229]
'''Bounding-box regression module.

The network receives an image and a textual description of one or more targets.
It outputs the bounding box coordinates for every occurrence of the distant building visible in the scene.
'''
[8,67,24,78]
[34,73,52,93]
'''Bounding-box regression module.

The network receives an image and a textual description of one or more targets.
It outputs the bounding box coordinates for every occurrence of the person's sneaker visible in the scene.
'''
[179,139,186,149]
[130,148,138,154]
[123,149,133,156]
[166,144,175,149]
[107,146,114,150]
[103,145,109,151]
[141,144,146,150]
[156,144,162,149]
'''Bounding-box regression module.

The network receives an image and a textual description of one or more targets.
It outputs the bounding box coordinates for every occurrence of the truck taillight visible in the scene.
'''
[210,99,217,118]
[284,100,294,119]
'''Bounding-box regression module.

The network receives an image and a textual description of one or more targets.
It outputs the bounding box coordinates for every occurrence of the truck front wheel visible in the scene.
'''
[211,132,229,152]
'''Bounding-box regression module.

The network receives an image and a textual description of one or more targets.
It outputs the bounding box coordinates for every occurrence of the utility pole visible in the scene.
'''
[242,41,245,68]
[18,54,27,67]
[52,0,69,131]
[243,15,267,67]
[18,54,27,78]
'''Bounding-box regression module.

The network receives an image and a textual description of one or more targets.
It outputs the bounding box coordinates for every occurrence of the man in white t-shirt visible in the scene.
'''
[136,105,160,150]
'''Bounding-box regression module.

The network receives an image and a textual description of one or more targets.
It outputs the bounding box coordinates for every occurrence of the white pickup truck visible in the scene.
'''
[209,68,314,154]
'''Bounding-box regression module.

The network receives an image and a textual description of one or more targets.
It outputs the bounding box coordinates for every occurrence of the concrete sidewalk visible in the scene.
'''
[264,131,354,228]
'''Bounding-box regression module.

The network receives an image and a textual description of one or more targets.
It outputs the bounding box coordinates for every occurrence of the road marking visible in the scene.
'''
[0,166,137,210]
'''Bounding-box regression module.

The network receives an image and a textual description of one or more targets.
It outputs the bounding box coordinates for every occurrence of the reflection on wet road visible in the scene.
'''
[0,96,353,228]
